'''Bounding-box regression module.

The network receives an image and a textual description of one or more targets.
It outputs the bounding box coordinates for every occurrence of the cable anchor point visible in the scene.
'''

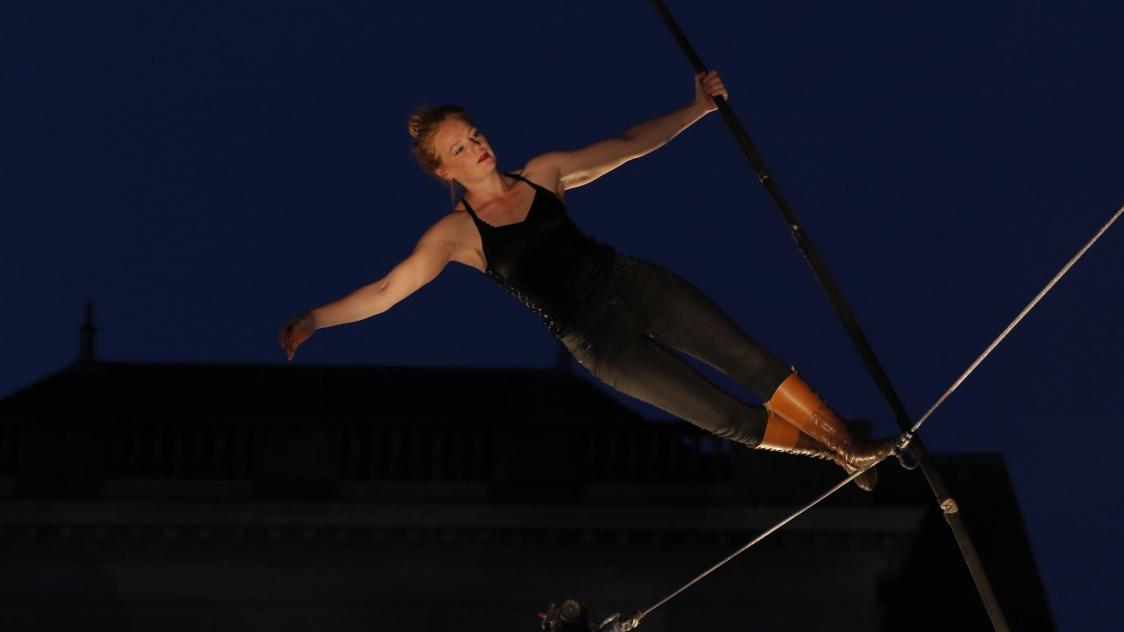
[893,432,920,470]
[540,601,640,632]
[599,612,642,632]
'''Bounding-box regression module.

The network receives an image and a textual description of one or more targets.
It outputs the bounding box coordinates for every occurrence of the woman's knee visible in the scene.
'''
[711,404,767,447]
[730,344,792,398]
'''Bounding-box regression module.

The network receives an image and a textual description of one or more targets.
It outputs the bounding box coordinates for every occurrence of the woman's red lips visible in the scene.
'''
[477,153,490,163]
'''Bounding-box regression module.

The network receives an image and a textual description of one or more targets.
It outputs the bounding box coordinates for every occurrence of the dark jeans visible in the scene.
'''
[559,255,792,447]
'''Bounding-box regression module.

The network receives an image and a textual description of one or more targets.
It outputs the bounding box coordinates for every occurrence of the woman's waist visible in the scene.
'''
[491,240,616,291]
[555,253,656,335]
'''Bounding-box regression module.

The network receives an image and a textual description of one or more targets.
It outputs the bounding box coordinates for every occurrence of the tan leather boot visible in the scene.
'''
[765,371,895,469]
[758,411,878,491]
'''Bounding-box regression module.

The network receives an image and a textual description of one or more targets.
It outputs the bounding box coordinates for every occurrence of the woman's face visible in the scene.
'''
[432,118,495,183]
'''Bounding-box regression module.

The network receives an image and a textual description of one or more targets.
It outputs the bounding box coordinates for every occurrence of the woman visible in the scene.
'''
[279,71,895,490]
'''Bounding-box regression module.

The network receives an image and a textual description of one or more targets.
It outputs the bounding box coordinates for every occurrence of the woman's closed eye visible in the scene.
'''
[454,130,482,155]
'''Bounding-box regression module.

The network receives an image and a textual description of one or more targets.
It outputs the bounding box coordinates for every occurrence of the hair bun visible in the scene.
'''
[407,104,466,140]
[407,113,424,139]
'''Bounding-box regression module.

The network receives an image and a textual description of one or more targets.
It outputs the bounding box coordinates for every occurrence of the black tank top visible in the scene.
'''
[460,172,616,337]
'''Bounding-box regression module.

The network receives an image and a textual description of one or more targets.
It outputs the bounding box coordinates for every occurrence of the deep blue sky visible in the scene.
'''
[3,1,1122,629]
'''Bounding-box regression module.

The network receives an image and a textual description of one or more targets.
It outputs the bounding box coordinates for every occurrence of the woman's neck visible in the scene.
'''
[462,170,509,206]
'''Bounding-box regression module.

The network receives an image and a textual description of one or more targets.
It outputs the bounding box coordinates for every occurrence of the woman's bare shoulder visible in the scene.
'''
[426,205,485,271]
[513,157,566,201]
[428,204,475,238]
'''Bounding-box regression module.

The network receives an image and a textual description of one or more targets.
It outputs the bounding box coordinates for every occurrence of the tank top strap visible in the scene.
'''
[461,172,544,223]
[509,171,566,209]
[459,195,483,223]
[506,171,542,190]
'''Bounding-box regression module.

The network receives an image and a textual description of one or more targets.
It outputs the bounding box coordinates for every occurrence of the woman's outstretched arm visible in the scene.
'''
[536,70,728,190]
[279,216,464,360]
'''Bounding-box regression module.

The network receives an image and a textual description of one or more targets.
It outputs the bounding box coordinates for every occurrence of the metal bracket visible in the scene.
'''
[893,433,920,470]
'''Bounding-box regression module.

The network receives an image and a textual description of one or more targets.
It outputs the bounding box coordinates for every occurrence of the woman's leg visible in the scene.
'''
[562,326,878,490]
[621,258,893,473]
[620,258,791,399]
[561,327,768,448]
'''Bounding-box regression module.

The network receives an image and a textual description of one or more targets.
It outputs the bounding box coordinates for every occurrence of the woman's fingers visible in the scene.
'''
[279,319,299,360]
[695,70,729,104]
[280,313,316,362]
[703,72,725,92]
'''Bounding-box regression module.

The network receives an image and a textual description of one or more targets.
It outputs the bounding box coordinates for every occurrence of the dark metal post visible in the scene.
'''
[648,1,1010,629]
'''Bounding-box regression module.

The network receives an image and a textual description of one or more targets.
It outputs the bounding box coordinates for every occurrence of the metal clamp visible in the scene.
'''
[599,613,641,632]
[893,432,919,470]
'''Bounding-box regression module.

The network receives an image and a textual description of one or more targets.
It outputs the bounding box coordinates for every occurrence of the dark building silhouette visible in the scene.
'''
[0,316,1053,630]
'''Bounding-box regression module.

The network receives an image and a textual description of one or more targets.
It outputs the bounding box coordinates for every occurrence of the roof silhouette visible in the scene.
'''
[0,361,644,423]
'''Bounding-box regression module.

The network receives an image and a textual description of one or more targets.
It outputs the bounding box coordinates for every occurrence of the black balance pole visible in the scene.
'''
[648,2,1010,630]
